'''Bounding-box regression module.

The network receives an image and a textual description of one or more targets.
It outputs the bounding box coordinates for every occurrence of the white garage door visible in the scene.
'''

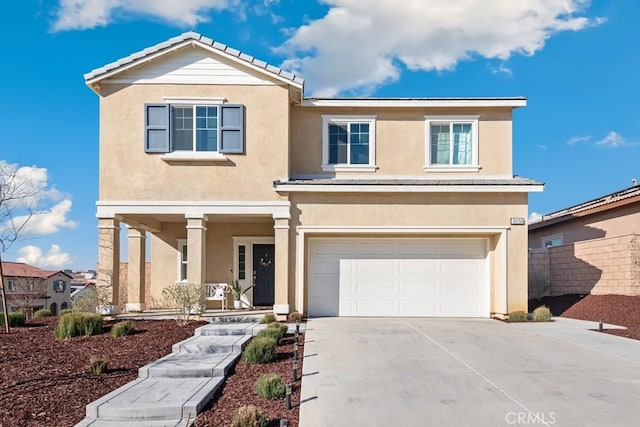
[308,238,489,317]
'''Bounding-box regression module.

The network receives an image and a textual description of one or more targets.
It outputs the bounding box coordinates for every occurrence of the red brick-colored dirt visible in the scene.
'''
[532,294,640,340]
[3,296,637,426]
[0,317,303,427]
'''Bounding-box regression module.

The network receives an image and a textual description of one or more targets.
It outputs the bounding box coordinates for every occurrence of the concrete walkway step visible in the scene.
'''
[85,376,224,421]
[141,352,239,378]
[173,333,251,354]
[197,322,259,336]
[75,322,262,426]
[76,417,186,426]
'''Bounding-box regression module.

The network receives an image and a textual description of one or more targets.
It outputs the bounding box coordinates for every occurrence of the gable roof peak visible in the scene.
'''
[84,31,304,91]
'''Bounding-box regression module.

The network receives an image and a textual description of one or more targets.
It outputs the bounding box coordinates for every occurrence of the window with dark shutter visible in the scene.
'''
[144,104,171,153]
[219,104,245,154]
[143,103,245,155]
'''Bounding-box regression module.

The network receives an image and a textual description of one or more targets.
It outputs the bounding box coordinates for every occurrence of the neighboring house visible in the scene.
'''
[528,185,640,297]
[85,32,543,318]
[1,262,72,316]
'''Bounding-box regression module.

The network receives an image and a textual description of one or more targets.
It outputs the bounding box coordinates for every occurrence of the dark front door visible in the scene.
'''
[253,244,275,306]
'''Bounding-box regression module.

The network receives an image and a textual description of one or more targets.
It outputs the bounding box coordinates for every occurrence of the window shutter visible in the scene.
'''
[144,103,171,153]
[219,104,245,154]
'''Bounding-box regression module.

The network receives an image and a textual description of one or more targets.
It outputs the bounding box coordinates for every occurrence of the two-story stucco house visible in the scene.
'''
[1,262,72,317]
[85,32,543,318]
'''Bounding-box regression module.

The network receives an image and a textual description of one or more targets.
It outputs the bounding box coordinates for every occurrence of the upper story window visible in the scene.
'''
[7,280,16,292]
[542,235,563,249]
[53,280,66,292]
[322,115,377,172]
[424,116,479,171]
[144,101,245,158]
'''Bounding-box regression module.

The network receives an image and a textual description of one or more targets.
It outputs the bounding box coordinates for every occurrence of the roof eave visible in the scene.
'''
[84,34,304,93]
[301,98,527,108]
[274,183,544,193]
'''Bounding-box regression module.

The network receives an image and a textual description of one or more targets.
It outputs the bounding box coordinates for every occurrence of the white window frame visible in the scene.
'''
[424,115,480,172]
[542,234,563,249]
[176,239,188,282]
[321,115,377,172]
[161,98,227,162]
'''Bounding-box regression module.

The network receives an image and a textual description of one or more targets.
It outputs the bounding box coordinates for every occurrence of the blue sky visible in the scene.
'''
[1,0,639,270]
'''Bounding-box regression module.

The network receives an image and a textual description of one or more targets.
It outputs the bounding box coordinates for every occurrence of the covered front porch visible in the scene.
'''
[96,201,292,316]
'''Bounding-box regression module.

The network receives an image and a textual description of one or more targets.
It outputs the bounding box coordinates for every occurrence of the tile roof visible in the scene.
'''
[1,262,71,279]
[275,176,543,186]
[529,184,640,228]
[84,31,305,86]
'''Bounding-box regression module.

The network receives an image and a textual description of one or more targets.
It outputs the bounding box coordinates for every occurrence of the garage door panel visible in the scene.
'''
[308,238,489,317]
[398,259,437,276]
[354,279,395,296]
[398,300,439,315]
[440,281,481,300]
[398,281,437,297]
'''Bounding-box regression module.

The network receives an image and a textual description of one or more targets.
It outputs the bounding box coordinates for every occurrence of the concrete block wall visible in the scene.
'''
[528,233,640,297]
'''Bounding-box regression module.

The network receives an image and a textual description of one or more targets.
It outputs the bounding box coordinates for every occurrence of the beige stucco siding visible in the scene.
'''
[289,107,513,177]
[288,192,529,314]
[149,220,274,304]
[98,84,290,202]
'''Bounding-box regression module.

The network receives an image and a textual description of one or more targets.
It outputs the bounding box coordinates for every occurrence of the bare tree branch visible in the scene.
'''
[0,162,42,332]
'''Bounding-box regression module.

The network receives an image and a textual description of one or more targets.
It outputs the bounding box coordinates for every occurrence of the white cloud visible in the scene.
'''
[529,211,543,223]
[16,244,71,269]
[278,0,603,96]
[12,200,78,236]
[52,0,238,31]
[596,131,626,148]
[1,160,77,242]
[489,63,513,77]
[537,144,548,150]
[567,135,591,145]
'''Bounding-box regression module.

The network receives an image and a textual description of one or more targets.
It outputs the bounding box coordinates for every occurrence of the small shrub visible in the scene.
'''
[257,327,284,342]
[111,320,136,337]
[34,309,53,318]
[532,305,552,322]
[508,311,528,322]
[161,282,206,326]
[59,308,73,316]
[244,336,277,364]
[56,312,103,339]
[255,373,286,400]
[259,313,277,324]
[287,311,303,323]
[231,405,268,427]
[0,312,27,327]
[265,322,289,340]
[87,356,108,374]
[82,313,103,336]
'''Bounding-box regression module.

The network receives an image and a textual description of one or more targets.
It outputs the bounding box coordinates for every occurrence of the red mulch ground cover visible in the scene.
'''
[531,294,640,340]
[0,317,206,427]
[0,317,303,427]
[194,333,304,427]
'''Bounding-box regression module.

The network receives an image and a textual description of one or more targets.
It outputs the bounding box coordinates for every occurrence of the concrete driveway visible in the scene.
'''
[299,318,640,427]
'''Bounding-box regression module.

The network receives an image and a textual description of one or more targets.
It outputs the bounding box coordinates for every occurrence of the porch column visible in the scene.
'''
[97,217,120,306]
[186,214,207,284]
[273,216,290,318]
[126,226,146,312]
